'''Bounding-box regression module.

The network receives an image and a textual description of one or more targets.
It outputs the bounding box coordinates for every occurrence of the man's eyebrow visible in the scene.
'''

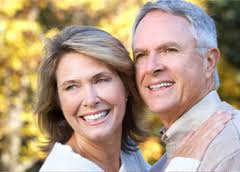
[155,42,181,50]
[133,42,180,53]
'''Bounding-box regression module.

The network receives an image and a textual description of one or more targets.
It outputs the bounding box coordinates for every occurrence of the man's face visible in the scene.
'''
[133,11,211,124]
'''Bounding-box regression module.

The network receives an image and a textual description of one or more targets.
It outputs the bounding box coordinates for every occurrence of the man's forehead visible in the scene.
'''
[133,10,191,37]
[132,10,193,50]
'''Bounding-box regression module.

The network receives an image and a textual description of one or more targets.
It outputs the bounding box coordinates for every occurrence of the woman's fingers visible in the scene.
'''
[197,111,232,134]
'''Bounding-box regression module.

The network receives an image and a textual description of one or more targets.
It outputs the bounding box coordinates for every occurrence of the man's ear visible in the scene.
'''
[204,48,220,78]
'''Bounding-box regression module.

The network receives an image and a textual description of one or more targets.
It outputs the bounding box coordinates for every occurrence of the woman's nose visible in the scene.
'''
[82,86,100,107]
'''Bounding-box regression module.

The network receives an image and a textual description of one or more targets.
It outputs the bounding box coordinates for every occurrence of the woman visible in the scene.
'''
[36,25,231,172]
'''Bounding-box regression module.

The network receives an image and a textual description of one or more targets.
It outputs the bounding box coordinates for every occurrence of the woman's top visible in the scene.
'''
[40,142,200,172]
[39,142,150,171]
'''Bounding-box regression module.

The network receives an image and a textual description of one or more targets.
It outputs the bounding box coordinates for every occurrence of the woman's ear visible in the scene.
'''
[204,48,220,78]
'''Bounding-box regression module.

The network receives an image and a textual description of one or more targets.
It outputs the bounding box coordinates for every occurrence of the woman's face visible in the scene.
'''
[56,52,127,142]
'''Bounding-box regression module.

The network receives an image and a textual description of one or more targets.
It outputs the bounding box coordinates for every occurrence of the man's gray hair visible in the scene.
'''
[132,0,220,89]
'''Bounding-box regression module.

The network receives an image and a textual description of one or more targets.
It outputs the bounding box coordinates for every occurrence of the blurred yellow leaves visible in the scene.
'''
[52,0,106,11]
[219,57,240,108]
[5,19,41,46]
[187,0,207,10]
[100,5,139,48]
[2,19,42,72]
[139,136,164,164]
[44,28,59,39]
[99,0,148,49]
[0,0,28,17]
[0,94,7,113]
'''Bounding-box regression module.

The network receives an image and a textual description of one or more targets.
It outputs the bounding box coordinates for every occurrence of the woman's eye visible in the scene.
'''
[65,85,77,91]
[96,78,111,84]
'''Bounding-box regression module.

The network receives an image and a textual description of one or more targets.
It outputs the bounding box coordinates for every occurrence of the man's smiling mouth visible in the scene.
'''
[148,82,174,90]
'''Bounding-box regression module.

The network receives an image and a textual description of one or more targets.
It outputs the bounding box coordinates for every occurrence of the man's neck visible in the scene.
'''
[160,89,215,128]
[160,90,221,156]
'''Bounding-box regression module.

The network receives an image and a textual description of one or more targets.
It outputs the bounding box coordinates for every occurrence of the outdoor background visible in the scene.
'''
[0,0,239,171]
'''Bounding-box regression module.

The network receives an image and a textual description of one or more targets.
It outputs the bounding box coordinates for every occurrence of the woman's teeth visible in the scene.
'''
[83,111,108,122]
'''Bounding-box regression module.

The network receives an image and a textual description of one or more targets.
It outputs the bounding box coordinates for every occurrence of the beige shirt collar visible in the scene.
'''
[161,90,222,145]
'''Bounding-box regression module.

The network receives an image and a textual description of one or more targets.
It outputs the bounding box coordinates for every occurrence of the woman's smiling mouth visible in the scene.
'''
[81,110,110,122]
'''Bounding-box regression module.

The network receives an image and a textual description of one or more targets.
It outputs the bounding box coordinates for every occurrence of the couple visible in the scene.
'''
[37,0,240,171]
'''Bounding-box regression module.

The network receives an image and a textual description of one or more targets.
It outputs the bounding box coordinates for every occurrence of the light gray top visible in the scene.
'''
[40,142,201,172]
[40,142,150,171]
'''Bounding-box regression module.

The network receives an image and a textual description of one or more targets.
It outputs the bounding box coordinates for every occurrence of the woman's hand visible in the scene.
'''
[173,110,232,160]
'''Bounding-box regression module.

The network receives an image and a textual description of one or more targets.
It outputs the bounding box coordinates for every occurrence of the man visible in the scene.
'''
[132,0,240,171]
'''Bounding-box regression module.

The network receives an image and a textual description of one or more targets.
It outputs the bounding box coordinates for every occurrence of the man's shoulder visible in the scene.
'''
[217,112,240,144]
[208,106,240,152]
[221,101,240,139]
[216,101,240,140]
[232,107,240,133]
[199,107,240,170]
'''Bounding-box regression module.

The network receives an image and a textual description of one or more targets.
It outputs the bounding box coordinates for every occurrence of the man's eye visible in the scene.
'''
[135,53,146,60]
[165,48,178,53]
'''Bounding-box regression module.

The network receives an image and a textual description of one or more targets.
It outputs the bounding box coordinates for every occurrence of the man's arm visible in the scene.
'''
[214,146,240,171]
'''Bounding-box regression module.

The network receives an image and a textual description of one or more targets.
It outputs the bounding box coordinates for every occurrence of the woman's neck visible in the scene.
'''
[67,131,122,172]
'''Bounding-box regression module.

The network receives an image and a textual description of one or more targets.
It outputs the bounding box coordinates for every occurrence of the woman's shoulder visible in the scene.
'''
[120,149,151,172]
[39,142,102,171]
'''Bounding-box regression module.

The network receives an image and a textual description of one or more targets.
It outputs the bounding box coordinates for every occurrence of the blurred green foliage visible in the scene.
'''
[207,0,240,67]
[206,0,240,107]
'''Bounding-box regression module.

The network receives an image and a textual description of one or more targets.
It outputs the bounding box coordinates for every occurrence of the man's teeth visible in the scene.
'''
[83,111,108,122]
[149,82,173,90]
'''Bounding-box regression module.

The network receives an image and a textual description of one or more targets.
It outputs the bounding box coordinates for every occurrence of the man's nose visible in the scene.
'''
[82,86,100,107]
[145,53,164,75]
